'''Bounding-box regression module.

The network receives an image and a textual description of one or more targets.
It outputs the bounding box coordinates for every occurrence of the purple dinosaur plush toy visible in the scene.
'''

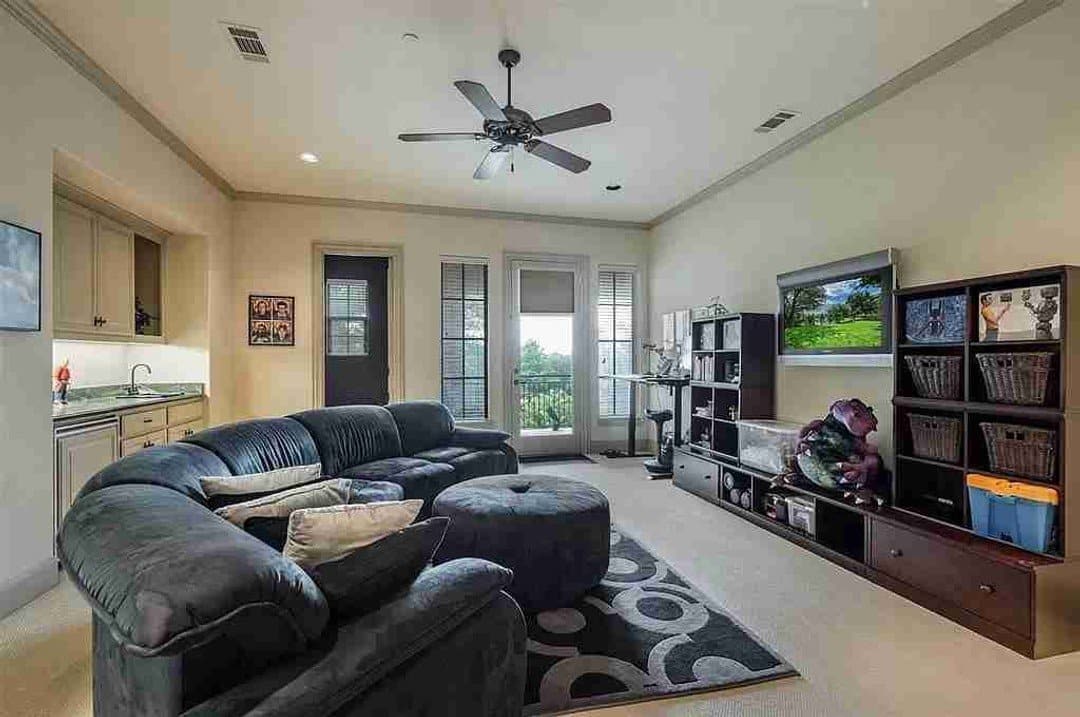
[775,398,887,506]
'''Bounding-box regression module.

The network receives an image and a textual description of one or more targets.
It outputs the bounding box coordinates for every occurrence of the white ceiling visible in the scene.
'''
[34,0,1019,223]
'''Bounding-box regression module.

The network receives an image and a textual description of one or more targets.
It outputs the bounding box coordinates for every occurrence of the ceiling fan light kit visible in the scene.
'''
[398,49,612,180]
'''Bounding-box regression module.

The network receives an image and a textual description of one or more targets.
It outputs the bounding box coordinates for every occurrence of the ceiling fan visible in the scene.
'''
[398,49,612,180]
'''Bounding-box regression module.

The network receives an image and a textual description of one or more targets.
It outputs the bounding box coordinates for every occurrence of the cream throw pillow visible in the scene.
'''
[200,463,322,497]
[283,499,423,568]
[214,478,352,526]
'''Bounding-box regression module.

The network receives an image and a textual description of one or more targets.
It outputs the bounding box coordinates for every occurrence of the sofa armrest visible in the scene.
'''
[448,426,512,449]
[183,558,518,717]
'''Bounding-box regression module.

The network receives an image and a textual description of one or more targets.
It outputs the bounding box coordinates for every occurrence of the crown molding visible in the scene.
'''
[235,191,650,231]
[6,0,1060,233]
[1,0,237,198]
[645,0,1063,229]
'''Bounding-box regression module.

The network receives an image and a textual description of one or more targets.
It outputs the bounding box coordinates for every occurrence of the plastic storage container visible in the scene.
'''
[785,495,816,536]
[966,473,1058,553]
[737,419,802,474]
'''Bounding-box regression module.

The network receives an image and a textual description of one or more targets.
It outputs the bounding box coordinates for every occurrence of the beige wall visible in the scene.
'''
[648,1,1080,466]
[231,200,649,445]
[0,10,232,610]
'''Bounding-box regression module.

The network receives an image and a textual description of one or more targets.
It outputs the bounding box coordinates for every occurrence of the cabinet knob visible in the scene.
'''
[183,429,194,437]
[979,583,995,595]
[889,548,903,558]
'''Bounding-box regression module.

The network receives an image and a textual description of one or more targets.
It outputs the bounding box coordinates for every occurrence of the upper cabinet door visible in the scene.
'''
[53,199,97,333]
[94,216,135,336]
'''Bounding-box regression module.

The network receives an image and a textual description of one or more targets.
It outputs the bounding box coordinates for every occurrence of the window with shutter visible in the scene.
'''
[597,269,634,418]
[441,261,488,421]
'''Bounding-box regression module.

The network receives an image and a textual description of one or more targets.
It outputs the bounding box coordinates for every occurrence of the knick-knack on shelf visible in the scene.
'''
[53,359,71,404]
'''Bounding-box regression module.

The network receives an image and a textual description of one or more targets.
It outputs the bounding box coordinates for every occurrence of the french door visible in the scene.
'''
[506,257,588,457]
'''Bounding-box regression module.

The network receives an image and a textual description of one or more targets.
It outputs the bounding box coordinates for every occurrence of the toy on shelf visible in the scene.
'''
[53,359,72,404]
[774,398,886,506]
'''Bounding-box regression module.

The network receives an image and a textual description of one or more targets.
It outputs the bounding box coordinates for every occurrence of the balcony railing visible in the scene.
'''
[517,374,573,431]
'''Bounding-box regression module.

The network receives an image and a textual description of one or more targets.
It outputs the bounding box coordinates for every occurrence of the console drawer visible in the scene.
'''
[167,419,205,443]
[122,429,167,457]
[673,452,719,504]
[871,519,1032,637]
[167,400,203,426]
[121,408,167,438]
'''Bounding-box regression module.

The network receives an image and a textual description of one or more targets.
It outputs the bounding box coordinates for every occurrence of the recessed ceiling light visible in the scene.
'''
[402,32,420,42]
[299,152,319,164]
[605,184,622,191]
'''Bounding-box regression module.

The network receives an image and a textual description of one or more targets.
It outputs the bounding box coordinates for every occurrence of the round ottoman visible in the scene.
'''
[432,474,610,611]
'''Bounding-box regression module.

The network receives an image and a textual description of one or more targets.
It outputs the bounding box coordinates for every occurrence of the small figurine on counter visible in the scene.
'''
[773,398,887,507]
[53,359,72,404]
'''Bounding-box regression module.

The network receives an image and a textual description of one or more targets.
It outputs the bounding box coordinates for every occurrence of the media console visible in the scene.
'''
[675,269,1080,658]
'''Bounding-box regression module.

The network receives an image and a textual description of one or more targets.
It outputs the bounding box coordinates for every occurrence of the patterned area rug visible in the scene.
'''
[523,527,797,715]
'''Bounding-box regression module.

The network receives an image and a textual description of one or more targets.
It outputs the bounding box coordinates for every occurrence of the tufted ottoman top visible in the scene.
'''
[434,474,607,519]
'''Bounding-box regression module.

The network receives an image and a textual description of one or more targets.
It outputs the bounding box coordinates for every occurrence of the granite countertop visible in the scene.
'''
[52,383,204,422]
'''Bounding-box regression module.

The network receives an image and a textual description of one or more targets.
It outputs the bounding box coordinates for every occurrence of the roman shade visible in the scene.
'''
[519,269,574,314]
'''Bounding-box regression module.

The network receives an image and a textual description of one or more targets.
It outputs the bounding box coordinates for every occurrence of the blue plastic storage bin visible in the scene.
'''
[967,474,1057,553]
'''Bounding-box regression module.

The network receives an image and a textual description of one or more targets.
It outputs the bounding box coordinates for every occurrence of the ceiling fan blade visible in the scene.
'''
[524,140,590,173]
[533,103,611,136]
[398,132,486,142]
[473,146,510,180]
[454,81,507,121]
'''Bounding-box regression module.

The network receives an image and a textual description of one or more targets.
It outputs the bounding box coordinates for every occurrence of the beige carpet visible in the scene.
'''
[2,456,1079,716]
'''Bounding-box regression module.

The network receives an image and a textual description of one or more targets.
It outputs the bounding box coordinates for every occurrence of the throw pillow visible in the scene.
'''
[214,478,352,550]
[306,517,449,617]
[282,499,422,569]
[200,463,322,509]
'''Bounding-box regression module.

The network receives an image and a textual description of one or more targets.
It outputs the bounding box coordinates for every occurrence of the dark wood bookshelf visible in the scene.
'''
[671,269,1080,658]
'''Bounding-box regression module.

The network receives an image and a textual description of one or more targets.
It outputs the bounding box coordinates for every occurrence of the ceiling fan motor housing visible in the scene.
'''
[484,106,537,146]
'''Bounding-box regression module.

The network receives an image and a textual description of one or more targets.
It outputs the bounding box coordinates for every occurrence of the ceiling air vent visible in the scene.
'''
[222,23,269,63]
[754,109,798,134]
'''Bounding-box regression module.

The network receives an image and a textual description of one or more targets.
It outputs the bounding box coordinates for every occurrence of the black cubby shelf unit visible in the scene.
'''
[894,265,1078,560]
[687,313,775,457]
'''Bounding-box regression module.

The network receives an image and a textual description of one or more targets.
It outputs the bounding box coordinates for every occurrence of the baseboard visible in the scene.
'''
[0,557,59,619]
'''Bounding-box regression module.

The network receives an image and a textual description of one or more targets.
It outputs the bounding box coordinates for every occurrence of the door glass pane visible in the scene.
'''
[519,314,573,433]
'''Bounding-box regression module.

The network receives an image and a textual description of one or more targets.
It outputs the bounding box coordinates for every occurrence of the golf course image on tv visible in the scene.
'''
[782,272,884,351]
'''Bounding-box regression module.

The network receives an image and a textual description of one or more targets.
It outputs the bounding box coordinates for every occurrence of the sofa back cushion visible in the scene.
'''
[183,417,319,476]
[78,442,227,505]
[58,484,329,657]
[290,406,403,476]
[385,400,455,456]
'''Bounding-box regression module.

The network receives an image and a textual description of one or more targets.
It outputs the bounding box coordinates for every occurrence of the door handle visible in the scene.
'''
[979,583,995,595]
[889,549,903,558]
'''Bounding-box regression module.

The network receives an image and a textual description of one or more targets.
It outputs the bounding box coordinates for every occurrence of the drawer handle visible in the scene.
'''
[142,440,154,448]
[979,583,995,595]
[143,417,153,423]
[889,548,903,558]
[703,473,711,480]
[183,429,194,437]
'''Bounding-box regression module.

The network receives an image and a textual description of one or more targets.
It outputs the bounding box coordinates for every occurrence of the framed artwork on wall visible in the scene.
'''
[0,219,42,332]
[249,294,295,346]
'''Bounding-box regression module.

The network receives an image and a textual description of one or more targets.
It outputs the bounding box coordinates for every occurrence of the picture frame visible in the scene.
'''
[978,283,1060,342]
[249,294,295,346]
[904,294,967,344]
[0,219,42,332]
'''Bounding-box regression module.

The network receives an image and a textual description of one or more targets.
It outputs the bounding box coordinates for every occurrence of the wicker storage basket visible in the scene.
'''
[908,414,962,464]
[980,422,1056,480]
[905,355,962,400]
[976,352,1053,406]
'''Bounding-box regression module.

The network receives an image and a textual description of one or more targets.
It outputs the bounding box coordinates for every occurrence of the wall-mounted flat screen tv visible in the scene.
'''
[778,251,894,356]
[0,219,42,332]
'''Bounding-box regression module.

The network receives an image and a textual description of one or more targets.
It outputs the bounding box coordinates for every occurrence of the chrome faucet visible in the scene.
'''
[127,363,152,395]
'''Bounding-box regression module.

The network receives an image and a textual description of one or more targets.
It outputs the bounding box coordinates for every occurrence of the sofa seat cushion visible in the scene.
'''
[290,406,403,476]
[339,458,457,518]
[184,418,320,476]
[412,446,472,463]
[57,484,329,657]
[78,442,226,504]
[447,448,515,482]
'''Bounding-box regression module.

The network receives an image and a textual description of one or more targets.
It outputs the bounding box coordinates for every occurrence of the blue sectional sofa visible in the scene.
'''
[57,401,525,716]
